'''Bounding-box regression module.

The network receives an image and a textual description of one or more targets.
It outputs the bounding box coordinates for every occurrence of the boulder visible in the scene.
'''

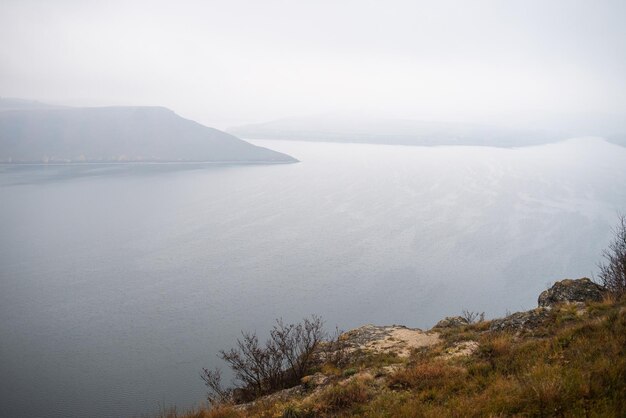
[432,316,470,329]
[538,278,605,308]
[489,308,551,332]
[301,372,329,389]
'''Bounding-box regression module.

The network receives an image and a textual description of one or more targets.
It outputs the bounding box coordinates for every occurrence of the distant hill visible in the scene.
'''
[228,115,567,147]
[0,97,65,111]
[0,100,296,164]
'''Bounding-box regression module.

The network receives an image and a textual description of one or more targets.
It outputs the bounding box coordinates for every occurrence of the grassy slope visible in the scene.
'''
[166,296,626,418]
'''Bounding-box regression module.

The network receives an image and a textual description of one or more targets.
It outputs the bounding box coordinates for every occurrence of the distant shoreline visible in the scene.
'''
[0,159,298,166]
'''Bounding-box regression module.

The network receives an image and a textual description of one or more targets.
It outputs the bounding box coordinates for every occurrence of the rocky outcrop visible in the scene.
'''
[538,278,605,307]
[489,308,552,332]
[489,278,605,333]
[432,316,469,329]
[339,325,440,358]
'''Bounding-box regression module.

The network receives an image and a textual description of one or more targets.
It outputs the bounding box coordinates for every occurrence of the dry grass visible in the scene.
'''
[149,404,243,418]
[161,298,626,418]
[314,378,372,412]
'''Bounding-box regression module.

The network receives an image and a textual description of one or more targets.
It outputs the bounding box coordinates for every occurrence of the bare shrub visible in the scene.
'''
[201,315,328,403]
[271,315,326,382]
[319,326,350,367]
[462,309,485,324]
[598,214,626,297]
[200,368,232,406]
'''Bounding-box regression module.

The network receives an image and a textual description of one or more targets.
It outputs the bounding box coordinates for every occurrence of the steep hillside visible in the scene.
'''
[171,278,625,417]
[0,103,296,163]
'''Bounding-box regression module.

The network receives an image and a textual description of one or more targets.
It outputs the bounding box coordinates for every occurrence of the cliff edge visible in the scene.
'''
[185,277,625,417]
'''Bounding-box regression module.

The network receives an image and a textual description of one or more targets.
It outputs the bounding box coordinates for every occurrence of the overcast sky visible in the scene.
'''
[1,0,625,129]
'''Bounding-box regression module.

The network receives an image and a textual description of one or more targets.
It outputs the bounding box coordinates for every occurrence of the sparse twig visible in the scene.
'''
[597,214,626,297]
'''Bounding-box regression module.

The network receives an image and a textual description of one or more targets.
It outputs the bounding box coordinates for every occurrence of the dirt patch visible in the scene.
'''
[342,325,440,358]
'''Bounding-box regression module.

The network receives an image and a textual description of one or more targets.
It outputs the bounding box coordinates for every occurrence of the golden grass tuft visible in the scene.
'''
[315,378,372,412]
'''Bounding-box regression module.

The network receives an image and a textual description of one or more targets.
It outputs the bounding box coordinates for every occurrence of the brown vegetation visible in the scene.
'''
[201,316,331,404]
[174,295,626,418]
[598,214,626,297]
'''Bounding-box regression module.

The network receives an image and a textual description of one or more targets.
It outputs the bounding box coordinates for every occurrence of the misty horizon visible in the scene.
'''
[2,1,626,417]
[2,0,626,132]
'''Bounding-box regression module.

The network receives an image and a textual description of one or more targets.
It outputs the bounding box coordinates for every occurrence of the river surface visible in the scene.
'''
[1,138,625,417]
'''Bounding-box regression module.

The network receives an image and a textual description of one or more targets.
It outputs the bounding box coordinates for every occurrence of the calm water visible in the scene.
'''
[1,138,625,417]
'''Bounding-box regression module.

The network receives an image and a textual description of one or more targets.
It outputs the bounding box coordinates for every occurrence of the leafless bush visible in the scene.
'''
[200,368,232,406]
[319,326,350,367]
[271,315,326,381]
[201,315,328,403]
[462,309,485,324]
[598,214,626,297]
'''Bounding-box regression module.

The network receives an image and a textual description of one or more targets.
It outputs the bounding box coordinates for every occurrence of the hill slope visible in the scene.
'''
[228,114,563,147]
[177,278,625,417]
[0,97,65,111]
[0,103,296,164]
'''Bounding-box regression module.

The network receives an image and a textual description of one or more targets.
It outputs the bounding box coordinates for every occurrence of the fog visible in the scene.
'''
[3,2,626,416]
[1,0,626,130]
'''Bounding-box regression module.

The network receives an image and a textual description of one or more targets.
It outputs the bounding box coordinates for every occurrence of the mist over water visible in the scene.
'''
[1,138,625,417]
[2,0,625,415]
